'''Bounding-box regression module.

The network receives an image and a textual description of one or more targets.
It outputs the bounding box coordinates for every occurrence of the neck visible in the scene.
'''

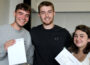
[78,47,85,53]
[43,23,54,29]
[11,22,22,30]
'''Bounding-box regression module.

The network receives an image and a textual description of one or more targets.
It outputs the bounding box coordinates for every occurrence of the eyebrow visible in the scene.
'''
[75,34,84,36]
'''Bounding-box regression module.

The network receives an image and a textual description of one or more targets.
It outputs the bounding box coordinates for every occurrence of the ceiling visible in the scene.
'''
[31,0,90,12]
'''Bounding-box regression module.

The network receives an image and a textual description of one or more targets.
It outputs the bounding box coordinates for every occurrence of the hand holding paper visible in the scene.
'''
[55,48,82,65]
[8,38,27,65]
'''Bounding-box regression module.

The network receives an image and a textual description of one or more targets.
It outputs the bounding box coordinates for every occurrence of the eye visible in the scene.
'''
[74,34,78,38]
[48,10,53,13]
[80,35,84,38]
[40,11,45,14]
[18,12,23,15]
[26,14,29,18]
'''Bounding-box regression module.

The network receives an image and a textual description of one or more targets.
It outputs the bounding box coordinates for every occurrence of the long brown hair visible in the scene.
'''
[69,25,90,54]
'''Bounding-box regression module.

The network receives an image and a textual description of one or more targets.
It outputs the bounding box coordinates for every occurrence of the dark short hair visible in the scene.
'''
[38,1,54,13]
[69,25,90,54]
[15,3,30,13]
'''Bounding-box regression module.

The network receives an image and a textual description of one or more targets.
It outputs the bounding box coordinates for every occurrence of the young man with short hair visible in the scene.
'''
[0,3,34,65]
[31,1,71,65]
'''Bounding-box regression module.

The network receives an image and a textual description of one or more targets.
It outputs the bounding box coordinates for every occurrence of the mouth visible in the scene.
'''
[76,41,82,45]
[45,17,50,21]
[19,19,26,24]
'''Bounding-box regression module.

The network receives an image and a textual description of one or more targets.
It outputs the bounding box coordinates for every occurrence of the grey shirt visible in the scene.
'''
[0,24,34,65]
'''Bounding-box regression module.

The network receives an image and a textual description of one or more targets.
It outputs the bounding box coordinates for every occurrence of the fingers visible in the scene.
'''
[4,40,15,51]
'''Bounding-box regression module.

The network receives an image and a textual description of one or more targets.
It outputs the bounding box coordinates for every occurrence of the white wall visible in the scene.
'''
[32,0,90,12]
[9,0,23,24]
[0,0,23,25]
[31,12,90,33]
[0,0,9,25]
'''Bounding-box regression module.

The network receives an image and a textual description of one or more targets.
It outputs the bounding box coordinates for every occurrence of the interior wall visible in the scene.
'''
[0,0,23,25]
[0,0,9,25]
[31,0,90,12]
[9,0,23,24]
[31,12,90,33]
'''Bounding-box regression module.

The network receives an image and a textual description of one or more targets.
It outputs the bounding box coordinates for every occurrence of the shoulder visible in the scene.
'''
[54,25,70,34]
[31,24,42,31]
[0,24,10,30]
[88,52,90,57]
[22,28,30,35]
[0,24,9,28]
[55,25,71,41]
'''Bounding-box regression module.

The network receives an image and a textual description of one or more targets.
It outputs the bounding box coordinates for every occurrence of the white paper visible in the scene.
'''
[8,38,27,65]
[55,48,82,65]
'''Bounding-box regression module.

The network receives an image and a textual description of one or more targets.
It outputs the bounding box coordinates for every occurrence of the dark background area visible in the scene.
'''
[23,0,31,31]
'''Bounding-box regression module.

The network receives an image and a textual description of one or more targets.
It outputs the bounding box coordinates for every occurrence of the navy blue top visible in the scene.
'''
[31,25,72,65]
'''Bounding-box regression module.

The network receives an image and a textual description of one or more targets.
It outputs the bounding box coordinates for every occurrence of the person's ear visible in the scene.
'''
[54,11,55,16]
[88,39,90,42]
[13,11,16,17]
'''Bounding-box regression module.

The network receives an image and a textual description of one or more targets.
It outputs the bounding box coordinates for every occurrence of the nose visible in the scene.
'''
[76,36,80,40]
[22,15,26,20]
[45,12,49,17]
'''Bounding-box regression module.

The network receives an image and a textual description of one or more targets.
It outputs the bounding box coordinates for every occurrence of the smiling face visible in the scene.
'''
[14,9,30,27]
[39,6,55,26]
[74,30,89,49]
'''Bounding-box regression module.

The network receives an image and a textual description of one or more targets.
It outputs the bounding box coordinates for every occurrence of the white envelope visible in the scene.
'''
[55,48,82,65]
[8,38,27,65]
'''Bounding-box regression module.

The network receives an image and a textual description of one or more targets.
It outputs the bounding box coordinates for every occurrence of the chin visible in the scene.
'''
[20,23,25,26]
[44,22,52,25]
[18,24,24,27]
[76,44,82,48]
